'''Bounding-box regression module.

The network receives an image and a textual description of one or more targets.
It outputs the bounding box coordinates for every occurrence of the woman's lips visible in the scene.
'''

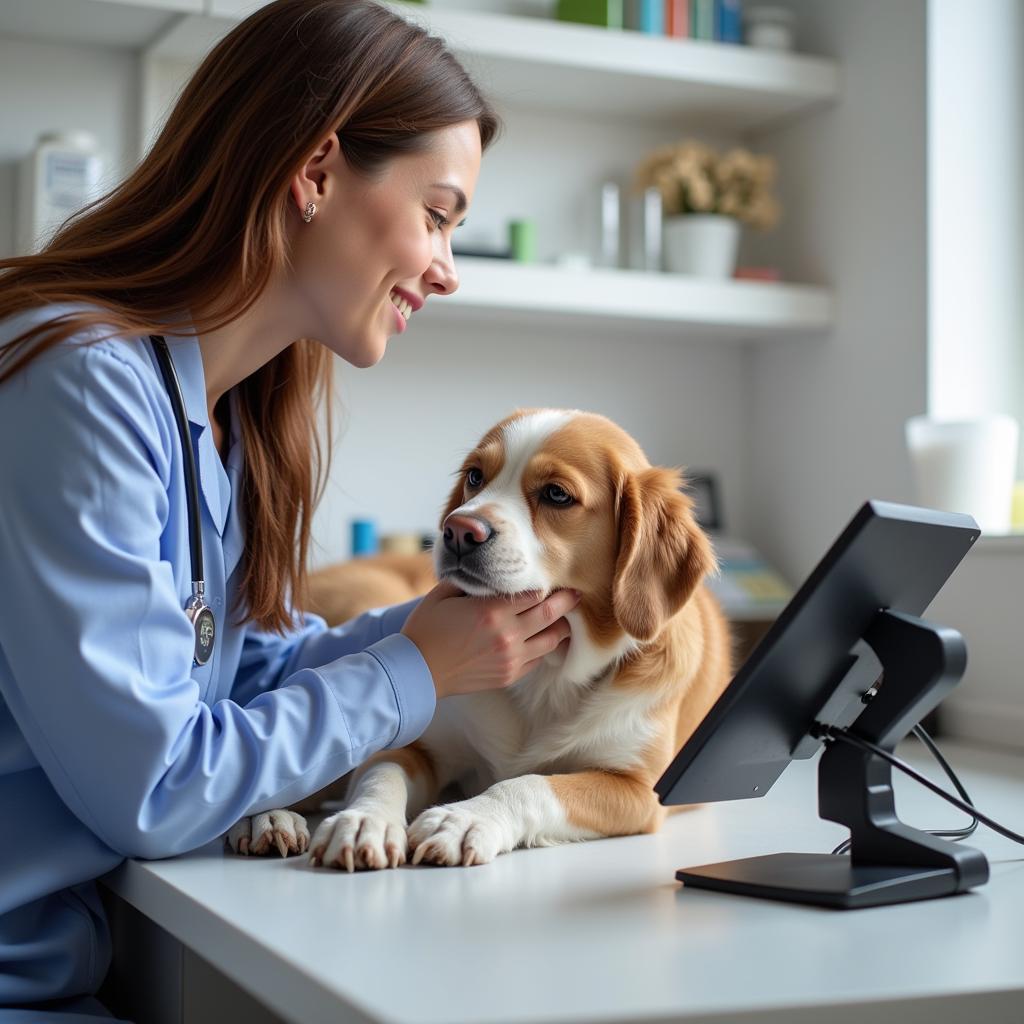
[389,298,407,334]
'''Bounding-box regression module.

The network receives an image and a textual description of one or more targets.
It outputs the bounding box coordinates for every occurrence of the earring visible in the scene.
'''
[302,201,317,223]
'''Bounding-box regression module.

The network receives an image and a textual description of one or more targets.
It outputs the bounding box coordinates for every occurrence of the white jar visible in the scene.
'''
[905,414,1020,535]
[744,6,796,51]
[16,131,105,255]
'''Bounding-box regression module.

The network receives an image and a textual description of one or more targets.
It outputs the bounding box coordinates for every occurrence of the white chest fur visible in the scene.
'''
[421,634,661,796]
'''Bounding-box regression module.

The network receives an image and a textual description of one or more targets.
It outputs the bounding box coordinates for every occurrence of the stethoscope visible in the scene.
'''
[149,334,217,667]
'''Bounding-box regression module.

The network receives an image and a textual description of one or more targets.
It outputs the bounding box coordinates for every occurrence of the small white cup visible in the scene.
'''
[905,414,1020,534]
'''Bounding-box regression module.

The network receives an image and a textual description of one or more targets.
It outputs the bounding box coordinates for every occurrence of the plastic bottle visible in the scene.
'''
[16,131,105,254]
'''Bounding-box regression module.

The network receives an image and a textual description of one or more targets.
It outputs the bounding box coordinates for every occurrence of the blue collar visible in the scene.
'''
[156,326,210,431]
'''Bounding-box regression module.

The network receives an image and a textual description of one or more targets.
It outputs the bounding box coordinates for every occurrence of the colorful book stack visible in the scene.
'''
[556,0,744,43]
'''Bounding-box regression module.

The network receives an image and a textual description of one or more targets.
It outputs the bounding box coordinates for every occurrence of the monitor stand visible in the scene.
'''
[676,609,990,909]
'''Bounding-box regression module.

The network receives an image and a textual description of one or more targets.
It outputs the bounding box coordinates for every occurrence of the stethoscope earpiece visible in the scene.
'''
[151,335,216,667]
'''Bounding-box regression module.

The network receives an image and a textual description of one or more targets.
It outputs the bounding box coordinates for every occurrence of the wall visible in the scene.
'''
[741,0,929,583]
[740,0,1024,751]
[928,0,1024,471]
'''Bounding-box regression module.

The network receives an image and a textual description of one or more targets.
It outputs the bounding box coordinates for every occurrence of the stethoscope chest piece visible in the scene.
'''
[186,587,216,666]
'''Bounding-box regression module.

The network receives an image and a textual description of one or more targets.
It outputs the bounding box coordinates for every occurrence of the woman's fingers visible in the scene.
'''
[401,582,579,697]
[516,588,580,638]
[520,619,572,664]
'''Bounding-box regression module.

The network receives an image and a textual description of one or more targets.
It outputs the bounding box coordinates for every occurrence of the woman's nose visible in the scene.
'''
[424,239,459,296]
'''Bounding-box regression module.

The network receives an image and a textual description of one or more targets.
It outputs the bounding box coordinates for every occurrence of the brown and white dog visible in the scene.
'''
[227,409,732,866]
[308,408,734,869]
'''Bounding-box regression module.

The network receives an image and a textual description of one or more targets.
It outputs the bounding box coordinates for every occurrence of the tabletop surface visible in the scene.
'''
[102,738,1024,1024]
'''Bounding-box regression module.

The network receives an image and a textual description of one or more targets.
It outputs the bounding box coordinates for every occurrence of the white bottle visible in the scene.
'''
[595,181,621,269]
[16,131,105,255]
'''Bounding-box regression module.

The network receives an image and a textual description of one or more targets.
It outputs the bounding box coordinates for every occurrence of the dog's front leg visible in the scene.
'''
[310,745,439,871]
[407,770,662,867]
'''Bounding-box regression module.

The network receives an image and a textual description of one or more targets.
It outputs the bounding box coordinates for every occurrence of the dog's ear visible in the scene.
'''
[612,467,717,642]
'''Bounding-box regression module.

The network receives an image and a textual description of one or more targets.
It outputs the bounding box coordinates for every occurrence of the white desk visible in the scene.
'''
[100,740,1024,1024]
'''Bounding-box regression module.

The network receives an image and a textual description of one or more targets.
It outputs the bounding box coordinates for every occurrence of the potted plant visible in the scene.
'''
[633,140,780,277]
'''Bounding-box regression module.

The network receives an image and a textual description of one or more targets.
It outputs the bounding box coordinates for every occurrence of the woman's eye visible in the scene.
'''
[428,209,449,230]
[467,468,483,488]
[542,484,574,506]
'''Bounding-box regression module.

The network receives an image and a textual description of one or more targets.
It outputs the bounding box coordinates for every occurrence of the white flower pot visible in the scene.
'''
[663,214,741,278]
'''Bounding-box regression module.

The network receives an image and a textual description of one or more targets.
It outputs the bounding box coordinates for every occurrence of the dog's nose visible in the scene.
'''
[443,514,493,557]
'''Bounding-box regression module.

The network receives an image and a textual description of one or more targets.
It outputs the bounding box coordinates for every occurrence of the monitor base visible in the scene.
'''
[676,852,962,909]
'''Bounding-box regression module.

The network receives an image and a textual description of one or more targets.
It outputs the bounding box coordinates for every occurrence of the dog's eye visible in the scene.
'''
[466,468,484,488]
[542,484,574,506]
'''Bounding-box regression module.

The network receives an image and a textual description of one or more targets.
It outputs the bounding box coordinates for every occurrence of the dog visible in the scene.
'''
[227,408,732,866]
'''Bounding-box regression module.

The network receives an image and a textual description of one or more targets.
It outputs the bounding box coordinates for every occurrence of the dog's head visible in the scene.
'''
[434,409,716,645]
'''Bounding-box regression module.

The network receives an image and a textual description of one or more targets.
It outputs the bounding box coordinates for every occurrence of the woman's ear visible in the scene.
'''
[289,131,341,213]
[612,467,717,642]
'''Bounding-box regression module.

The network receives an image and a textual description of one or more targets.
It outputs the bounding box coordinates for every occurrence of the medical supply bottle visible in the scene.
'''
[16,131,105,255]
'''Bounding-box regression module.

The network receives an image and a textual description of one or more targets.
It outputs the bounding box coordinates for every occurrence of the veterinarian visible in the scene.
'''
[0,1,580,1018]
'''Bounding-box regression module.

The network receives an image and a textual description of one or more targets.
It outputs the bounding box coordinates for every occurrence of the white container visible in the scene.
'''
[663,214,741,278]
[16,131,105,255]
[905,414,1020,534]
[595,181,622,269]
[744,6,796,51]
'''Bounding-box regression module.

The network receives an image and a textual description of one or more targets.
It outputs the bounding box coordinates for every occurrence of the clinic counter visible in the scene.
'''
[100,739,1024,1024]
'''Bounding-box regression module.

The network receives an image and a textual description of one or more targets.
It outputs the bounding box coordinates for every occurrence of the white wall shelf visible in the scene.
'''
[418,258,832,339]
[0,0,201,51]
[390,3,840,128]
[139,1,841,130]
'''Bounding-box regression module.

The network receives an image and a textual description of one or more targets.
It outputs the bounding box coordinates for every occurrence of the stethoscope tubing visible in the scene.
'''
[150,335,204,584]
[149,334,215,665]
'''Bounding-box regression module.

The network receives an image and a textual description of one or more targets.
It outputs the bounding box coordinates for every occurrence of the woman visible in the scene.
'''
[0,0,579,1017]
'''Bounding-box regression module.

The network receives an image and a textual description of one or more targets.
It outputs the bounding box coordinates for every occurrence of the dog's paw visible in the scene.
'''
[407,801,507,867]
[308,808,407,871]
[225,809,309,858]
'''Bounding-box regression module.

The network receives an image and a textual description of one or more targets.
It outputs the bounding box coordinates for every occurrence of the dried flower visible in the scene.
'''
[633,139,781,230]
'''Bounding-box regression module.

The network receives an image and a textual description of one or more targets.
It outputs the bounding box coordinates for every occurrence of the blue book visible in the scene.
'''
[715,0,743,42]
[625,0,665,34]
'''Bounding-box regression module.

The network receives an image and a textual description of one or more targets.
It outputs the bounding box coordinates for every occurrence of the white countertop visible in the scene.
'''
[102,739,1024,1024]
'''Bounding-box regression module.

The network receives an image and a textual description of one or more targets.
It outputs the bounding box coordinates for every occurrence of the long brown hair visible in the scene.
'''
[0,0,500,633]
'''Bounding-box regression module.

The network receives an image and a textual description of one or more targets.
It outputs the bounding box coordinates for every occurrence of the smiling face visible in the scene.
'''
[286,120,481,368]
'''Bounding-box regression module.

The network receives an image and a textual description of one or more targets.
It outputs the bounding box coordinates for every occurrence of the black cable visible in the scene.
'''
[910,725,980,840]
[819,724,1024,848]
[828,724,979,855]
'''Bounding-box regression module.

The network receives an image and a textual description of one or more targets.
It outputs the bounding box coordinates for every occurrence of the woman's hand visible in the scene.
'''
[401,581,581,698]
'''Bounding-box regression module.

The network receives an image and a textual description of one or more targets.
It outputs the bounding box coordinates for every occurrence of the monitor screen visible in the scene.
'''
[655,501,979,808]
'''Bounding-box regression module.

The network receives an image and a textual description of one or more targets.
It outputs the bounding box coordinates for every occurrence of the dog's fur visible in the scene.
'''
[295,408,733,870]
[304,550,436,629]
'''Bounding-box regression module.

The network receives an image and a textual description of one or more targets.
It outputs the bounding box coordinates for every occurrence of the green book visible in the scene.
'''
[556,0,625,29]
[690,0,715,39]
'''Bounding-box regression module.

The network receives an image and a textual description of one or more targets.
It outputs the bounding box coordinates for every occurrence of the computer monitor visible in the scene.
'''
[655,500,989,909]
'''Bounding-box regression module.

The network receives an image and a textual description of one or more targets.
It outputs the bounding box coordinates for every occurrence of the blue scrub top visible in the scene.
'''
[0,306,436,1010]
